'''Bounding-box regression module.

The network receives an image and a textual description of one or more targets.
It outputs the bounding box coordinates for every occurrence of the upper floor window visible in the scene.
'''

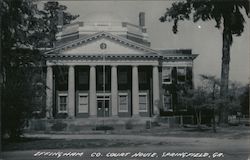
[139,71,147,84]
[78,71,88,85]
[162,67,172,84]
[177,67,186,83]
[97,71,109,85]
[118,71,127,84]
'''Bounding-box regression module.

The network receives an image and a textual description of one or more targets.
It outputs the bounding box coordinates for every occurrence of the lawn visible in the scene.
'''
[3,125,250,151]
[3,137,177,151]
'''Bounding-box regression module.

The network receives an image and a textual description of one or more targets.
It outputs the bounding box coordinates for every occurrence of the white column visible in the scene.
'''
[111,65,118,116]
[68,65,75,118]
[46,66,53,118]
[89,65,97,116]
[132,65,139,116]
[153,65,160,116]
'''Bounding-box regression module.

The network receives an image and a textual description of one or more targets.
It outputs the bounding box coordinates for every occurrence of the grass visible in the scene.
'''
[3,126,250,151]
[3,138,150,151]
[3,136,182,151]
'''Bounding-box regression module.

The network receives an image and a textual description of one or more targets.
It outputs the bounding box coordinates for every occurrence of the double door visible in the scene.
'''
[97,95,110,117]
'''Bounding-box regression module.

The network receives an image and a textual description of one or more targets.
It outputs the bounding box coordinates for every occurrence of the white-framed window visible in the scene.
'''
[139,92,147,112]
[177,67,186,83]
[58,93,68,113]
[118,93,128,112]
[163,91,173,111]
[162,67,172,84]
[78,93,88,113]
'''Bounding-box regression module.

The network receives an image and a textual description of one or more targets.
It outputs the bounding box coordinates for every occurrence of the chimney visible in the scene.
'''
[139,12,145,27]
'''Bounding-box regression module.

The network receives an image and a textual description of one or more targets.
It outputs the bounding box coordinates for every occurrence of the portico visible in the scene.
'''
[46,56,160,118]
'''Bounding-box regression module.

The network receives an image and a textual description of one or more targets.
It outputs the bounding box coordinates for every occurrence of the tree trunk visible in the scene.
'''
[212,108,216,133]
[0,10,2,152]
[220,26,231,124]
[220,27,230,97]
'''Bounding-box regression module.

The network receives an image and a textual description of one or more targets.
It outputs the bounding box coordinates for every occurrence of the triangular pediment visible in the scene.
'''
[63,37,147,55]
[45,32,160,55]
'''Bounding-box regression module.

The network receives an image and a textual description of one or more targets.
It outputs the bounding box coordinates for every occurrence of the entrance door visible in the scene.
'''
[97,95,110,117]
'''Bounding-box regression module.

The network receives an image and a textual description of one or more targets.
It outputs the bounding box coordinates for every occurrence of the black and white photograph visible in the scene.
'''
[0,0,250,160]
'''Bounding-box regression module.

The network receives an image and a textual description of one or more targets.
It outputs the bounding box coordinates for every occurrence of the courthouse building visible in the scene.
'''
[42,12,197,126]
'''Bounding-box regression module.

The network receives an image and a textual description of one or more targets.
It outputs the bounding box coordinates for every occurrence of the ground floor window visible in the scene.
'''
[139,93,147,112]
[163,92,172,111]
[58,93,68,113]
[78,93,88,113]
[118,93,129,112]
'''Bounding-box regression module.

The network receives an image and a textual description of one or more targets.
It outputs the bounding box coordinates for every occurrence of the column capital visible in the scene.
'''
[111,65,117,67]
[89,65,96,67]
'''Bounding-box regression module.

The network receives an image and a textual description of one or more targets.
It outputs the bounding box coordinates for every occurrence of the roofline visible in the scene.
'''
[45,53,197,61]
[44,31,161,55]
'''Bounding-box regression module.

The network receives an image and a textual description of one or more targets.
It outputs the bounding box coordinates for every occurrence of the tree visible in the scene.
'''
[182,86,208,129]
[182,74,243,132]
[240,85,249,117]
[159,0,249,122]
[39,1,79,47]
[0,0,78,140]
[0,0,41,141]
[199,75,220,132]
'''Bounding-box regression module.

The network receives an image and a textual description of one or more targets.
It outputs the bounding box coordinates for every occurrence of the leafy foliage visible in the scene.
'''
[240,85,249,116]
[0,0,78,139]
[181,74,243,129]
[160,0,249,107]
[39,1,79,47]
[160,0,249,39]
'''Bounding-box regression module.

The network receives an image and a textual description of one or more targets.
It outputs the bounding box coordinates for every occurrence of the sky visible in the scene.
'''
[40,1,250,86]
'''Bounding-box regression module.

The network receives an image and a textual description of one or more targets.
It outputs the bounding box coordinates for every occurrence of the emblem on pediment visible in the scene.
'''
[100,43,107,50]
